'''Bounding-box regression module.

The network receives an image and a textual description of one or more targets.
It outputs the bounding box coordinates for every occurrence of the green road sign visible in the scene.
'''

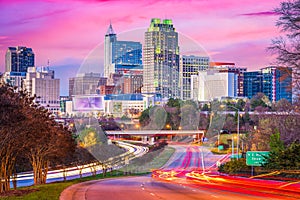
[246,151,269,166]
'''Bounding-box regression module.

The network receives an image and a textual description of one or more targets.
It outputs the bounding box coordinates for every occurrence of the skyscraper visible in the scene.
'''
[104,23,142,77]
[143,18,180,99]
[180,55,209,100]
[104,23,117,77]
[5,46,34,73]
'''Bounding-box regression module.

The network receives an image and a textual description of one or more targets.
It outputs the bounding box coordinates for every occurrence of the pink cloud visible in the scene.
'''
[0,0,283,77]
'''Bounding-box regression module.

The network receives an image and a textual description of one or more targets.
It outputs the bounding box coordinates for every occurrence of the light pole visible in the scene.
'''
[227,106,240,159]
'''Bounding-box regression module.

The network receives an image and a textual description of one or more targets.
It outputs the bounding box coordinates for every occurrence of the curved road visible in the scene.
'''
[61,176,266,200]
[60,145,299,200]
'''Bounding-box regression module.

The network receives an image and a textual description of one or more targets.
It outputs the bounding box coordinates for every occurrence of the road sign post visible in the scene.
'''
[246,151,269,166]
[246,151,269,176]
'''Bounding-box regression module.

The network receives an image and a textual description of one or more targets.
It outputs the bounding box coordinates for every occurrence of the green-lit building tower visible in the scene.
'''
[143,18,180,99]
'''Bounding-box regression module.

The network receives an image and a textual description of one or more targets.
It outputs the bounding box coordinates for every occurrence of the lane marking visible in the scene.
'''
[150,193,155,196]
[211,195,219,198]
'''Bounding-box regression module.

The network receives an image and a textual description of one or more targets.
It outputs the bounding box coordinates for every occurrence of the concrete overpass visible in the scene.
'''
[106,130,205,144]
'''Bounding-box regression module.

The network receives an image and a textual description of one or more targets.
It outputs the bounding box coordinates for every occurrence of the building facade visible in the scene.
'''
[143,18,180,99]
[210,62,246,97]
[104,23,142,77]
[23,67,60,114]
[243,67,292,103]
[261,66,293,103]
[180,55,209,100]
[5,46,34,73]
[3,71,26,91]
[191,70,237,101]
[243,71,263,100]
[123,74,143,94]
[69,73,102,98]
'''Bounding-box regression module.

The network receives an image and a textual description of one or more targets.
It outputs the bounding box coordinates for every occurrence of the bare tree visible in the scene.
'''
[269,0,300,97]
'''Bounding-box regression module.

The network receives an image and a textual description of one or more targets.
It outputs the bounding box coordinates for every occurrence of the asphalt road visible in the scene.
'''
[60,175,267,200]
[61,145,298,200]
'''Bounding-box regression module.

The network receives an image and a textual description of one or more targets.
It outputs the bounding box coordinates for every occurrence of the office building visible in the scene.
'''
[243,67,292,103]
[210,62,246,97]
[3,71,26,91]
[69,73,101,98]
[104,23,142,77]
[5,46,34,73]
[243,71,263,99]
[191,70,237,101]
[262,66,292,103]
[123,74,143,94]
[143,18,180,99]
[23,67,60,114]
[180,55,209,100]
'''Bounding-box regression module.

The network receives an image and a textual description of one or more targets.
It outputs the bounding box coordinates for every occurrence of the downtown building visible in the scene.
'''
[243,66,293,103]
[209,62,246,97]
[4,46,35,90]
[143,18,180,99]
[23,67,60,114]
[69,72,102,98]
[191,69,237,101]
[243,71,263,100]
[5,46,34,72]
[104,23,142,77]
[180,55,209,100]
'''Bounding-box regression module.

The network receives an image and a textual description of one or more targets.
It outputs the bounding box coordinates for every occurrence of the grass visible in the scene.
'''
[0,146,175,200]
[118,146,175,173]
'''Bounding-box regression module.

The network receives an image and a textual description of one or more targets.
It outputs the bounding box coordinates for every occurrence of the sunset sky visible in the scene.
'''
[0,0,283,95]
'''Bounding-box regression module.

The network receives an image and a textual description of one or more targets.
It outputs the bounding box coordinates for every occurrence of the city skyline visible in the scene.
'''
[0,0,282,95]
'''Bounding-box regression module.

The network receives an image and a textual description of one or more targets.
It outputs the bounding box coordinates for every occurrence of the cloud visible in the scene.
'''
[239,11,279,17]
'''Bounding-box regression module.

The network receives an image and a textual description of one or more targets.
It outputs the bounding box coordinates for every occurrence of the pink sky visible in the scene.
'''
[0,0,283,94]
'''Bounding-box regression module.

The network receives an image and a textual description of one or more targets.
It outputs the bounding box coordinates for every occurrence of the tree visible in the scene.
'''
[22,105,75,185]
[0,82,29,192]
[250,93,270,111]
[180,102,199,130]
[272,98,293,112]
[269,130,285,153]
[0,80,75,189]
[269,0,300,96]
[264,141,300,170]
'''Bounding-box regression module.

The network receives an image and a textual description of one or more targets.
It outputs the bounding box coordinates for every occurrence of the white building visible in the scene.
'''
[3,71,26,91]
[23,67,60,114]
[191,70,237,101]
[180,55,209,100]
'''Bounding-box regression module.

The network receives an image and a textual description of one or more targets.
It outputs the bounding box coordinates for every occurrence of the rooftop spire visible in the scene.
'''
[106,21,116,36]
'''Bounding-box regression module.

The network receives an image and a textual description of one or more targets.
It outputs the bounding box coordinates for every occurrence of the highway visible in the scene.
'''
[61,144,300,199]
[11,141,148,187]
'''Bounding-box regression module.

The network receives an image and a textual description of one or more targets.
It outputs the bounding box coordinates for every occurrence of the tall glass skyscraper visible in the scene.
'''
[143,18,180,99]
[104,23,142,77]
[5,46,34,73]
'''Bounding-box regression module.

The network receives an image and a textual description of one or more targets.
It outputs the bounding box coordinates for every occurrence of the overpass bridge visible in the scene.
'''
[106,130,205,144]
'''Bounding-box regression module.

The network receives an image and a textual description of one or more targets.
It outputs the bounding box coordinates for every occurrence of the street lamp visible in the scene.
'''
[227,105,240,159]
[166,124,172,130]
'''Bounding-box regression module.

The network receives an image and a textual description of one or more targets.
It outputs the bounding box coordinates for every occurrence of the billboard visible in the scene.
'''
[73,96,104,111]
